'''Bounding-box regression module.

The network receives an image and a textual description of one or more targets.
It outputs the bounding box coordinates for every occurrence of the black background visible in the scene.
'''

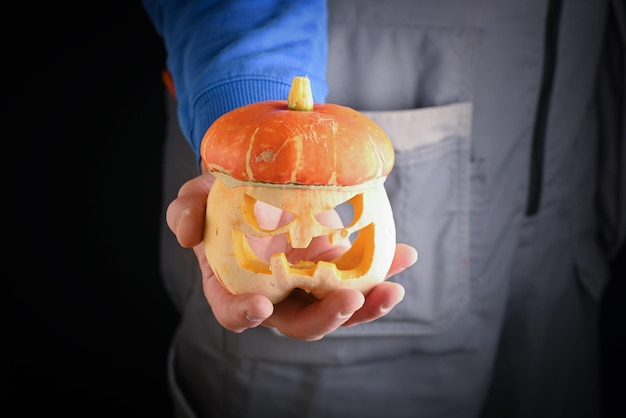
[11,1,178,416]
[9,1,625,416]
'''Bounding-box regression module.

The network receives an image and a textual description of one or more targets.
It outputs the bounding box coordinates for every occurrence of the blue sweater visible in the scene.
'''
[142,0,329,163]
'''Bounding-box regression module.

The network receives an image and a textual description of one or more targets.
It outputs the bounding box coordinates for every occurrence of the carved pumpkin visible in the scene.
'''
[201,76,396,303]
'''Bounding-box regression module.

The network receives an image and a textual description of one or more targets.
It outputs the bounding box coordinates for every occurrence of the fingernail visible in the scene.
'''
[245,312,265,323]
[175,209,190,232]
[339,309,357,318]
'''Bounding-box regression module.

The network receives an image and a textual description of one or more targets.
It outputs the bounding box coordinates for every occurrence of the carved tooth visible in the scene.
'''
[313,261,338,279]
[269,253,290,276]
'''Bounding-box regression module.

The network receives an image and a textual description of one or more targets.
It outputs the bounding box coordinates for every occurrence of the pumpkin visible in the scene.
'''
[201,76,396,303]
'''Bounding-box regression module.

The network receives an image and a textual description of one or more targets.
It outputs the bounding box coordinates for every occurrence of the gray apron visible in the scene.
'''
[159,0,615,416]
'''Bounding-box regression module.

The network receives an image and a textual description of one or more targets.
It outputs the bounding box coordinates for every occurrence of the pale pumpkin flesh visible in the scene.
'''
[204,174,396,303]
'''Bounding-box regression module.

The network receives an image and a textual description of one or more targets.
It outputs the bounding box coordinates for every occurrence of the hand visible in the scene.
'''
[167,173,418,341]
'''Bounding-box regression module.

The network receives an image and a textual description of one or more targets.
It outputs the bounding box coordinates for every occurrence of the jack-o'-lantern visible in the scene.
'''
[201,76,396,303]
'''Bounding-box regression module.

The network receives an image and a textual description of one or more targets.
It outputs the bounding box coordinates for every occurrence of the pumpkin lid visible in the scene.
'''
[200,76,394,187]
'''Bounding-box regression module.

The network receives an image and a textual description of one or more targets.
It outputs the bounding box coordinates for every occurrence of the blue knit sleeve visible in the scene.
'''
[142,0,329,165]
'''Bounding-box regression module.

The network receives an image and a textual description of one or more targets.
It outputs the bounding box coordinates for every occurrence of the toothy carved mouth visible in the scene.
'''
[233,224,376,279]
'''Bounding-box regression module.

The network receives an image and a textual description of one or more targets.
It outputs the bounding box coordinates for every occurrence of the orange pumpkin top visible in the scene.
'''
[200,77,394,187]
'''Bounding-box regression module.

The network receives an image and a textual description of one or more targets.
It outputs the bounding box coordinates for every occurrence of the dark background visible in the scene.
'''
[11,1,178,416]
[9,1,625,416]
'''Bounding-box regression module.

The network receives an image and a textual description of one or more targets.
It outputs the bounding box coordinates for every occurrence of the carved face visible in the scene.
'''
[204,174,396,303]
[200,76,396,303]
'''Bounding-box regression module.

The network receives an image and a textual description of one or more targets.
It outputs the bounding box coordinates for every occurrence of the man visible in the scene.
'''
[143,0,625,416]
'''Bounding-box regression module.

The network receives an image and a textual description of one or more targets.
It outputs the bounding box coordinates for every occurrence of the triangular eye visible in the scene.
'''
[314,194,362,228]
[243,194,295,231]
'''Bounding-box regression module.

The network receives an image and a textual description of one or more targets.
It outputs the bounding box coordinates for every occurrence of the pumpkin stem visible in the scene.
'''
[287,76,314,111]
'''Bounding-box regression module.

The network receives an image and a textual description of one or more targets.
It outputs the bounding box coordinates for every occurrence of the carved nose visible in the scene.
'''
[287,216,327,248]
[287,221,314,248]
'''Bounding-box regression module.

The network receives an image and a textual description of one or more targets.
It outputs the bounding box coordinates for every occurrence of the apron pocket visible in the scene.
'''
[325,102,474,337]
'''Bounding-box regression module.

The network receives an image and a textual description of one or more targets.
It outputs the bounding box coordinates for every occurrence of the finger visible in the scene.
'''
[166,174,216,248]
[386,243,418,278]
[265,288,365,341]
[342,243,416,327]
[202,272,274,333]
[341,281,405,327]
[165,197,205,247]
[177,171,216,198]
